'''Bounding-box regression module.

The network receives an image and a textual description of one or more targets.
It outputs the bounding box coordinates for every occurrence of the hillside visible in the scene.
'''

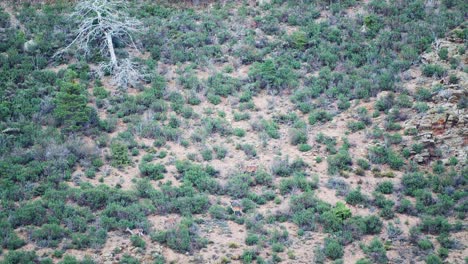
[0,0,467,264]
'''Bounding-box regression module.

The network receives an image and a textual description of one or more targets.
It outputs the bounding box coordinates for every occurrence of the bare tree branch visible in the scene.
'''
[55,0,145,88]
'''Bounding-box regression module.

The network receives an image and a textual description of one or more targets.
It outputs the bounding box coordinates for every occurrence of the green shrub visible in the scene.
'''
[237,144,257,158]
[415,88,432,101]
[119,254,140,264]
[213,145,227,159]
[0,222,25,250]
[376,181,393,194]
[356,259,373,264]
[181,163,220,194]
[363,215,383,235]
[131,235,146,248]
[233,111,250,121]
[438,247,449,259]
[420,216,451,235]
[245,234,259,245]
[422,64,446,78]
[379,206,394,219]
[290,31,308,50]
[111,142,131,167]
[396,94,413,108]
[261,119,280,139]
[93,86,109,99]
[1,250,38,264]
[437,48,449,60]
[289,128,308,145]
[385,133,402,145]
[54,80,96,132]
[309,110,333,125]
[425,254,443,264]
[249,59,298,92]
[368,146,404,169]
[272,243,285,252]
[357,159,370,170]
[397,199,415,215]
[226,173,253,199]
[324,238,343,260]
[77,186,110,210]
[298,144,312,152]
[327,149,352,175]
[153,218,207,253]
[432,160,445,174]
[233,128,246,137]
[293,208,317,231]
[418,238,433,250]
[346,188,367,206]
[333,202,352,221]
[200,148,213,161]
[139,162,166,180]
[11,201,47,227]
[31,224,68,248]
[209,205,227,220]
[402,172,428,196]
[207,73,239,97]
[207,94,221,105]
[254,170,273,186]
[362,238,387,264]
[241,249,257,263]
[347,121,366,132]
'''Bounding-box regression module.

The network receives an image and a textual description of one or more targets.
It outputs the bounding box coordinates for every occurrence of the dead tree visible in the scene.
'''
[55,0,144,88]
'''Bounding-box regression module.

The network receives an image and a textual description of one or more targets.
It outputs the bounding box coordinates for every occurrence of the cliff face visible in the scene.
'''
[404,25,467,166]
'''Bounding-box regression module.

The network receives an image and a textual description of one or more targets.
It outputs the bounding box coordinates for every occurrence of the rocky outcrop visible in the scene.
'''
[404,31,467,164]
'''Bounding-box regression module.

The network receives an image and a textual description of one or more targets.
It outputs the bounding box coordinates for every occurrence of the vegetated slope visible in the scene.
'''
[0,1,466,264]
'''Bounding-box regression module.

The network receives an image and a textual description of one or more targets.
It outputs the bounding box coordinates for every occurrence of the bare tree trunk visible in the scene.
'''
[106,32,118,67]
[97,10,117,68]
[56,0,144,88]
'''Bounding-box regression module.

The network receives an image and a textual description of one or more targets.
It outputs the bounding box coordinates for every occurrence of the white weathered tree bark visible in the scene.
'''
[55,0,144,87]
[105,32,118,67]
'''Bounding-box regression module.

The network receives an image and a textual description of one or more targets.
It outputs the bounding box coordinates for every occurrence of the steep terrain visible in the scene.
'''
[0,1,466,264]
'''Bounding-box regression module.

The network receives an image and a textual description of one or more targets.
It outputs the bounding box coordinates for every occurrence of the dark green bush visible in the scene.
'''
[110,142,131,167]
[402,172,428,196]
[324,237,343,260]
[249,59,298,93]
[347,121,366,132]
[11,201,48,227]
[417,238,433,250]
[422,64,446,78]
[363,215,383,235]
[309,110,333,125]
[425,254,443,264]
[207,73,239,97]
[362,238,387,264]
[153,218,207,253]
[32,224,68,248]
[345,188,367,206]
[415,88,432,101]
[226,173,253,199]
[376,181,393,194]
[130,235,146,248]
[261,119,280,139]
[139,162,166,180]
[1,250,38,264]
[420,216,451,235]
[327,148,352,175]
[438,48,449,60]
[245,234,259,246]
[0,222,25,250]
[208,205,227,220]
